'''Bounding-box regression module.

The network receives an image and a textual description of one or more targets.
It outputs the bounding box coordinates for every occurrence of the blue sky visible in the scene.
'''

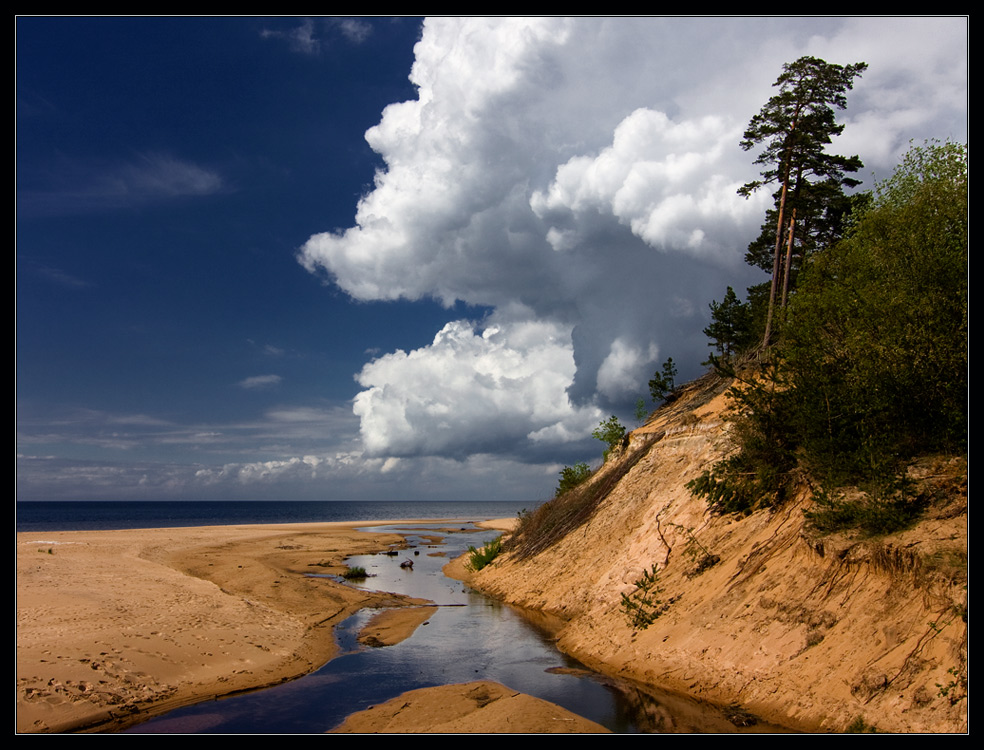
[16,17,967,502]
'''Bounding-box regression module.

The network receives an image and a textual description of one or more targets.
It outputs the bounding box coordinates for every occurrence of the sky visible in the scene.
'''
[16,17,968,502]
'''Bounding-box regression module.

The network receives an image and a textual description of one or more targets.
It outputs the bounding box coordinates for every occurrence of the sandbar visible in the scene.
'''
[358,606,439,648]
[329,680,610,733]
[17,521,438,733]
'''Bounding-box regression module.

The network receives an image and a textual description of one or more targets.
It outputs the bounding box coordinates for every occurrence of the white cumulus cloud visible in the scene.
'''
[531,107,766,261]
[299,16,967,461]
[353,310,603,459]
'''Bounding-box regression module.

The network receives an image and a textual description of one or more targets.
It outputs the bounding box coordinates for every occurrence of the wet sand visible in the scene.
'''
[358,606,439,648]
[18,517,580,734]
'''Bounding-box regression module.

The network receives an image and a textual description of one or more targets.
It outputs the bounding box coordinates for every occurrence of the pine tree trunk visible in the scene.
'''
[762,180,788,348]
[761,114,799,349]
[780,208,797,310]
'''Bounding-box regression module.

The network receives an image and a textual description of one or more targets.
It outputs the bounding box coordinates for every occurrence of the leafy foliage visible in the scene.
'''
[687,359,799,514]
[648,358,678,403]
[466,538,502,571]
[620,566,672,630]
[692,141,967,526]
[936,666,967,706]
[556,461,591,496]
[804,486,930,537]
[781,140,967,483]
[845,716,880,733]
[341,566,368,580]
[592,415,627,461]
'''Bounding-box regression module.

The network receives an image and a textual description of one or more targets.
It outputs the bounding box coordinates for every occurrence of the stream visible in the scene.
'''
[125,523,787,733]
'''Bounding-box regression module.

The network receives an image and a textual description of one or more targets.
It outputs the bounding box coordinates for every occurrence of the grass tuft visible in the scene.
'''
[466,538,502,572]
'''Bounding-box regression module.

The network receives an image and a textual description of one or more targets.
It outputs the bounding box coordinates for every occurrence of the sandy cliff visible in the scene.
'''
[467,374,967,733]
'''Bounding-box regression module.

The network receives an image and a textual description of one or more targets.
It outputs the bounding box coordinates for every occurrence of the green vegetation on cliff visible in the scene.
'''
[690,140,967,528]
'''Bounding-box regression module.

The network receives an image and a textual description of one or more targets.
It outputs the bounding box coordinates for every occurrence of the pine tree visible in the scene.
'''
[738,56,867,346]
[703,286,753,361]
[648,358,678,404]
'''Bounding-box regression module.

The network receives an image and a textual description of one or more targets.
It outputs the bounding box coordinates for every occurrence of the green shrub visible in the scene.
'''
[936,666,967,705]
[845,716,879,733]
[686,361,799,515]
[341,566,368,580]
[556,462,591,496]
[592,415,626,461]
[781,140,966,483]
[805,484,930,537]
[466,538,502,571]
[620,566,672,630]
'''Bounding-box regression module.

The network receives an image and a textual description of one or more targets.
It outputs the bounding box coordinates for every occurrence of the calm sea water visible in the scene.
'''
[15,500,537,533]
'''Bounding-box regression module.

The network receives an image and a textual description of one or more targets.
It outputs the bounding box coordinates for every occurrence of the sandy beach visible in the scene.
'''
[16,520,517,733]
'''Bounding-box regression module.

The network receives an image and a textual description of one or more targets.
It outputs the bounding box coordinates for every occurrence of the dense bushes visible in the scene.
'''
[690,141,967,526]
[786,141,966,479]
[803,486,930,537]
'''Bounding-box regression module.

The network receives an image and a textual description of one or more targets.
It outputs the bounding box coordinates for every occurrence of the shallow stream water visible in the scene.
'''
[126,523,787,734]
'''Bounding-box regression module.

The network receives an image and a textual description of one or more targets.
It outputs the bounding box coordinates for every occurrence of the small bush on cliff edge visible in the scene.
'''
[592,415,627,462]
[556,462,591,496]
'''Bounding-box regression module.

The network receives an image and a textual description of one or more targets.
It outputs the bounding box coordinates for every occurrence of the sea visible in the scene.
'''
[15,500,537,533]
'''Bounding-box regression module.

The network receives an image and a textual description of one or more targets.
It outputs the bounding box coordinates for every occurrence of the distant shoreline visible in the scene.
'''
[15,499,533,533]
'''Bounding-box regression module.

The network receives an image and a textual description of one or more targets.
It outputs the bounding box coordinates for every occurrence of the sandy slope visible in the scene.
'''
[464,375,968,733]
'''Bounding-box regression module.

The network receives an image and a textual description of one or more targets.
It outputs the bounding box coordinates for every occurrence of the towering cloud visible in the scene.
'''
[299,17,966,461]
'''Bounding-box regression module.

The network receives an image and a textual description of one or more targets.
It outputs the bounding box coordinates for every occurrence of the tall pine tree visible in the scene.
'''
[738,56,867,346]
